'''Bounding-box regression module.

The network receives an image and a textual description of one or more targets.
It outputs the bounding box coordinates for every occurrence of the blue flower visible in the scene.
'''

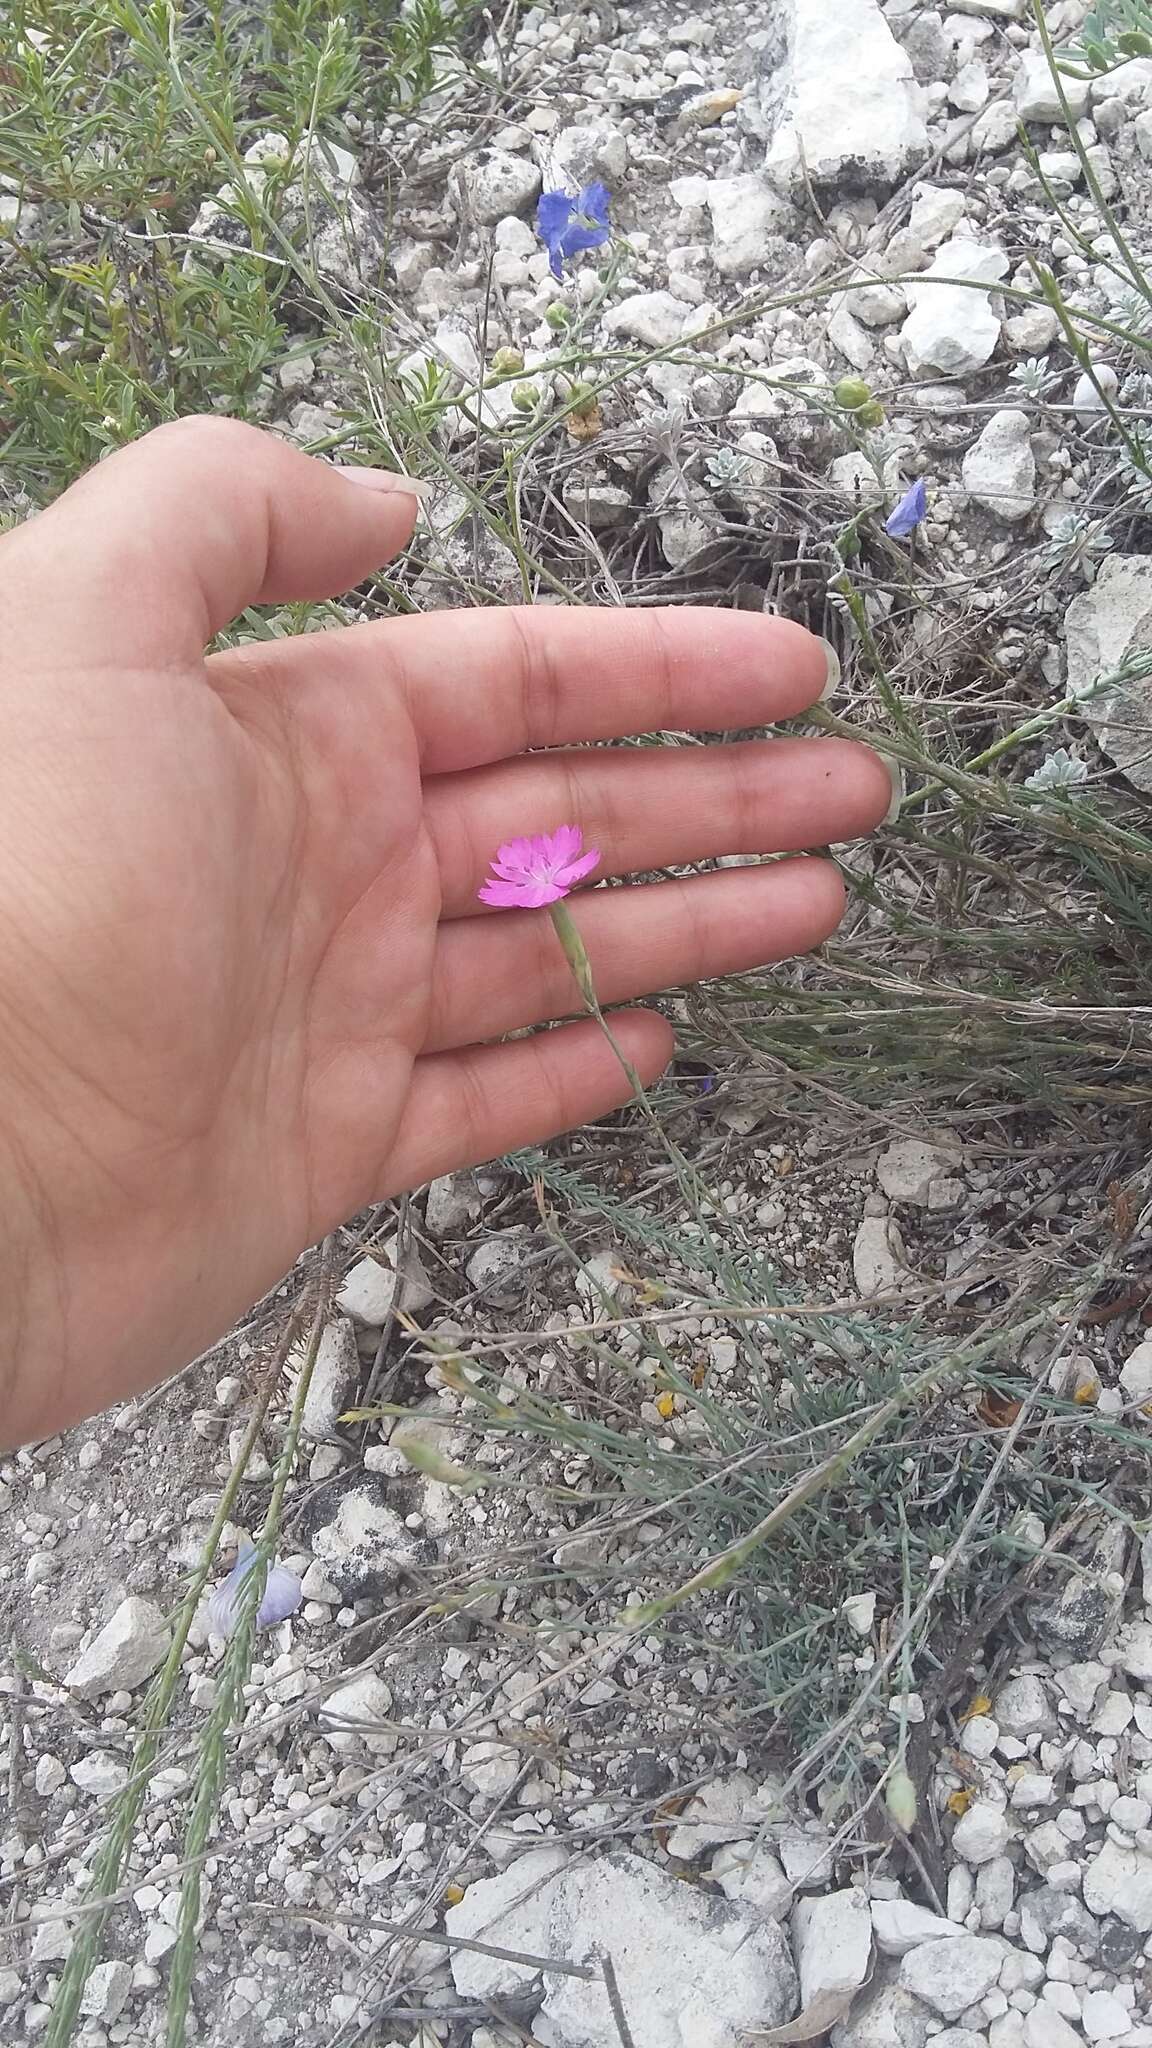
[207,1542,303,1639]
[536,182,611,280]
[884,478,927,538]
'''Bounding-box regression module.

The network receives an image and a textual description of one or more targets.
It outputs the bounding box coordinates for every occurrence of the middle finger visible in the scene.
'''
[425,737,890,917]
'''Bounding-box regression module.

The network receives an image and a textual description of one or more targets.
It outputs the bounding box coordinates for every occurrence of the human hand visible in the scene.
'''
[0,418,889,1444]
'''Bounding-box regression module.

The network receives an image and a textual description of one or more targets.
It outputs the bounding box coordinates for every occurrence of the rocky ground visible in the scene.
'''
[8,0,1152,2043]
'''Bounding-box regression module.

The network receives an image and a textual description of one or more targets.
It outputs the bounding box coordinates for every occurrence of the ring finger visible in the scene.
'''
[423,857,846,1053]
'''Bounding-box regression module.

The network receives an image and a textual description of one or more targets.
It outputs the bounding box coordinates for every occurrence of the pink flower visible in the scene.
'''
[478,825,600,908]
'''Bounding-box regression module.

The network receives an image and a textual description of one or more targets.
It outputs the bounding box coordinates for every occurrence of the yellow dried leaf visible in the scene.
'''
[960,1694,992,1723]
[567,400,604,442]
[655,1391,677,1420]
[1073,1379,1099,1405]
[947,1787,975,1817]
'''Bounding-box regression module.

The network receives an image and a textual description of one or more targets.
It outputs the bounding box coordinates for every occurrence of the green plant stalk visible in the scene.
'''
[618,1365,947,1627]
[1031,0,1152,306]
[164,1260,333,2047]
[900,657,1148,817]
[550,900,673,1122]
[812,659,1152,853]
[548,900,723,1234]
[1031,262,1150,479]
[830,549,921,748]
[44,1298,312,2048]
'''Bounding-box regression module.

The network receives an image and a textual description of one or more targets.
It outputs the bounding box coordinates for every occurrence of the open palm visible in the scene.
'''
[0,418,888,1442]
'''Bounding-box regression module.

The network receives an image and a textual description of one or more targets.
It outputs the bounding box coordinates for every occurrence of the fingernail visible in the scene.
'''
[337,467,435,501]
[819,637,841,702]
[879,752,905,825]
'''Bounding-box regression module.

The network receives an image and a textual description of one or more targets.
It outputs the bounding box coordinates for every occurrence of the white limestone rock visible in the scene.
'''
[900,235,1007,377]
[460,1740,521,1801]
[952,1800,1011,1865]
[665,1775,759,1860]
[994,1673,1056,1737]
[466,1228,534,1299]
[906,183,968,253]
[830,1981,932,2048]
[308,1478,422,1598]
[70,1752,129,1798]
[1065,555,1152,795]
[64,1598,170,1700]
[899,1932,1006,2017]
[604,290,689,348]
[754,0,928,197]
[705,174,793,277]
[316,1672,396,1756]
[446,1847,798,2043]
[548,122,628,188]
[297,1316,360,1440]
[424,1171,483,1237]
[961,409,1036,523]
[709,1842,792,1920]
[452,148,541,224]
[877,1137,963,1204]
[80,1961,132,2024]
[872,1898,964,1956]
[649,462,713,568]
[336,1241,434,1326]
[792,1888,872,2007]
[1082,1840,1152,1929]
[1015,48,1091,123]
[853,1215,907,1296]
[1120,1337,1152,1407]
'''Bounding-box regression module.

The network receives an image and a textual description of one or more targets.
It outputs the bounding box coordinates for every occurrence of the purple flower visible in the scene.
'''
[884,479,927,539]
[478,825,600,909]
[207,1543,302,1638]
[536,183,611,280]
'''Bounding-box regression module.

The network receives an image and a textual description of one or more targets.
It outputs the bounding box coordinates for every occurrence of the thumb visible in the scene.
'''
[2,414,426,666]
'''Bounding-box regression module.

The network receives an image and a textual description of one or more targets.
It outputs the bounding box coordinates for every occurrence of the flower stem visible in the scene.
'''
[547,899,719,1230]
[549,900,652,1107]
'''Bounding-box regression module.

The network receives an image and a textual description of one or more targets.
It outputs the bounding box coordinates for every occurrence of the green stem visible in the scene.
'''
[549,899,658,1105]
[548,899,719,1225]
[164,1250,334,2047]
[45,1291,314,2047]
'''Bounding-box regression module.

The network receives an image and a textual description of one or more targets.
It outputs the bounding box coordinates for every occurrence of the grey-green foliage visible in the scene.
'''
[0,0,480,497]
[1058,0,1152,75]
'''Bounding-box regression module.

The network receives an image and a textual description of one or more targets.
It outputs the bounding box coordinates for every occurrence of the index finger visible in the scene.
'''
[356,607,834,771]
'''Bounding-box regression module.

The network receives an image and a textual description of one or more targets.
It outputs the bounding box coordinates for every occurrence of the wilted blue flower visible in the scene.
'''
[536,182,611,280]
[208,1543,302,1638]
[884,479,927,539]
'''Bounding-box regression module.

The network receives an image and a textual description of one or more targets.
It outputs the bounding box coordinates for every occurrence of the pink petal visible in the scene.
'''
[494,836,535,871]
[554,846,600,888]
[524,832,558,862]
[479,878,527,906]
[547,824,582,862]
